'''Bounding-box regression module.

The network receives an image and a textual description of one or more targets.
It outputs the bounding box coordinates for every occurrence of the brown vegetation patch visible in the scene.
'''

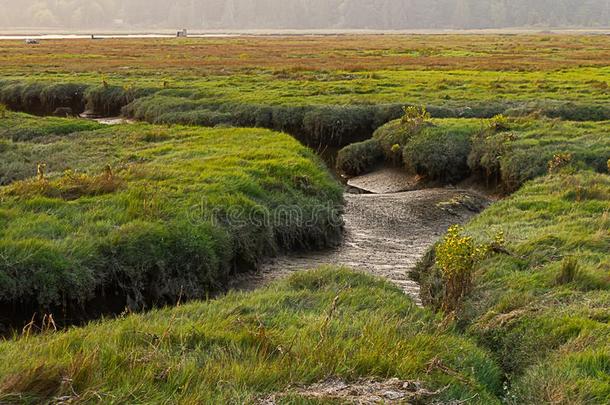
[259,377,446,404]
[0,35,608,75]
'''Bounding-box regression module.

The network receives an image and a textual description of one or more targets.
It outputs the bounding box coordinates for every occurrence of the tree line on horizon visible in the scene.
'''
[1,0,609,30]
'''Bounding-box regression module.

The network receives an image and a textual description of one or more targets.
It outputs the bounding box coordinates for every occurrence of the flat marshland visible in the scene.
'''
[0,34,608,404]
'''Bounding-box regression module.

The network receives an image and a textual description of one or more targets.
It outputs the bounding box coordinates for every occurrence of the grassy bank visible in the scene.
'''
[414,172,610,403]
[0,267,502,404]
[0,112,343,328]
[338,116,610,191]
[2,78,608,150]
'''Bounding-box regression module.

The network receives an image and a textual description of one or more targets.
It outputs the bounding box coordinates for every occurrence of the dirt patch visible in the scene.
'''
[87,116,135,125]
[231,188,489,305]
[259,377,447,404]
[347,167,421,194]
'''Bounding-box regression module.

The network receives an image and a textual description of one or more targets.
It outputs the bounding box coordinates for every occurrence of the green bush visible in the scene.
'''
[336,138,384,176]
[435,225,490,312]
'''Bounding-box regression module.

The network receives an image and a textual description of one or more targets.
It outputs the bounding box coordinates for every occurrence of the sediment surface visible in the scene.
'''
[233,187,489,305]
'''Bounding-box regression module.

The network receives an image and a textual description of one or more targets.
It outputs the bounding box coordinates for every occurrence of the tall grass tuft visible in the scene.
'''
[555,256,581,285]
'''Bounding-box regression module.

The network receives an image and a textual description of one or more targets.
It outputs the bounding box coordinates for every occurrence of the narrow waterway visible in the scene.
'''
[91,116,489,305]
[91,115,490,305]
[232,186,489,305]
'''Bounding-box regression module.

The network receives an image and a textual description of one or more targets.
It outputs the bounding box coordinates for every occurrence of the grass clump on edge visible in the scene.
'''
[403,122,474,184]
[415,171,610,404]
[334,105,433,176]
[467,117,610,192]
[335,138,384,176]
[0,267,503,404]
[0,113,343,324]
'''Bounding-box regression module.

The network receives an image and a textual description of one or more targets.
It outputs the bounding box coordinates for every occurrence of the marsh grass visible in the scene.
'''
[0,112,343,321]
[555,256,581,286]
[0,35,609,404]
[415,172,610,403]
[335,138,384,176]
[342,116,610,189]
[0,267,502,404]
[4,167,122,201]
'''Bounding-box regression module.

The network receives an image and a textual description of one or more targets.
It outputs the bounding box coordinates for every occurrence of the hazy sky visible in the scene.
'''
[1,0,609,30]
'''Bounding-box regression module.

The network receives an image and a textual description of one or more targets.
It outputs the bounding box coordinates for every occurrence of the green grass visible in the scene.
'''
[341,116,610,189]
[2,65,609,108]
[0,267,502,404]
[1,36,609,403]
[0,112,342,320]
[335,138,384,176]
[0,112,104,142]
[1,73,609,148]
[415,172,610,403]
[469,118,610,191]
[1,36,608,147]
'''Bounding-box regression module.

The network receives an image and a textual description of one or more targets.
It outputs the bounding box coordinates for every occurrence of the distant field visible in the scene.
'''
[0,35,608,107]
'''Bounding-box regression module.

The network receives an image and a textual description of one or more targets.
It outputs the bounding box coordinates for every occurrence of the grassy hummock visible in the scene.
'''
[341,116,610,189]
[415,172,610,403]
[0,267,502,404]
[0,113,343,324]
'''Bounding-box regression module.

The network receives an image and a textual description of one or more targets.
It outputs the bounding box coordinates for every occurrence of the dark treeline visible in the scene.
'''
[1,0,609,30]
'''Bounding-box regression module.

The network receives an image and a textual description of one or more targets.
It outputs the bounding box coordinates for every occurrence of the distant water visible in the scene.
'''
[0,33,237,40]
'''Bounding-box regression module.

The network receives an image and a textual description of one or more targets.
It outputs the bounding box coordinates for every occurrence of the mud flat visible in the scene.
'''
[232,187,489,305]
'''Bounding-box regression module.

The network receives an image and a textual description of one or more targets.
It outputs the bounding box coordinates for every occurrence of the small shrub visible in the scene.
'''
[555,257,581,285]
[548,152,573,174]
[401,105,430,129]
[435,225,489,312]
[488,114,510,131]
[336,139,384,176]
[0,103,7,118]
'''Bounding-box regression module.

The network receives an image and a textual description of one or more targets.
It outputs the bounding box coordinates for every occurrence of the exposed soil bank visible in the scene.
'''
[232,187,489,305]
